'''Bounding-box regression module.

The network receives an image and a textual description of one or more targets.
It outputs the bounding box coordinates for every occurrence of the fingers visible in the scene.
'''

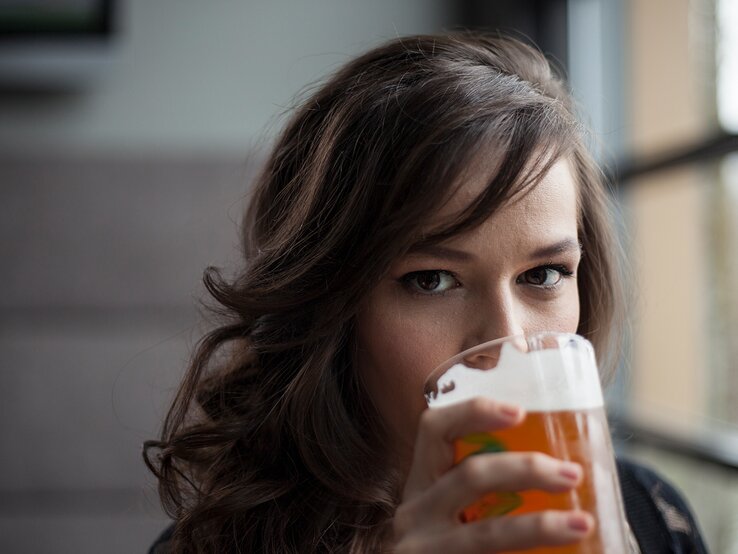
[396,451,582,531]
[397,510,594,554]
[430,452,583,521]
[393,397,593,554]
[404,398,525,497]
[448,510,594,553]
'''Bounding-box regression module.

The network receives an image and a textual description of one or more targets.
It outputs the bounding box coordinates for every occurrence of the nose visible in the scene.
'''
[468,288,525,345]
[461,287,526,368]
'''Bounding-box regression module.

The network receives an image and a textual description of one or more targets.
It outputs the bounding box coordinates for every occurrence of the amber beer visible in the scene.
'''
[425,334,629,554]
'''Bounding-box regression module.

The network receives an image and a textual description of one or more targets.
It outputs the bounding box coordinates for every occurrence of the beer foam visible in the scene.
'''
[427,341,604,411]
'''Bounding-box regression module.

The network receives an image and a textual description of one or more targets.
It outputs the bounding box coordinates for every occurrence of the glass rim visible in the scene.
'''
[423,331,592,396]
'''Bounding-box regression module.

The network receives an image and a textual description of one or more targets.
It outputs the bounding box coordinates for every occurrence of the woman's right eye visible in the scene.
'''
[401,270,459,295]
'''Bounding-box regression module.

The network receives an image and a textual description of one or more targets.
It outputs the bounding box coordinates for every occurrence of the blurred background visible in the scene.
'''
[1,0,736,552]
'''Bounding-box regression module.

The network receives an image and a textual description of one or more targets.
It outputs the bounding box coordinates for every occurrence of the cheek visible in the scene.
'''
[551,285,581,335]
[558,285,581,332]
[521,284,581,336]
[569,282,582,329]
[354,295,466,451]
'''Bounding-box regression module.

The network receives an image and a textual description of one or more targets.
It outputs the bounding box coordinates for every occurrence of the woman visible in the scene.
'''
[145,33,707,552]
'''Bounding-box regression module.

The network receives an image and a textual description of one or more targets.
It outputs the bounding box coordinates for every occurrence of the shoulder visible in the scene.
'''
[148,524,174,554]
[617,457,710,553]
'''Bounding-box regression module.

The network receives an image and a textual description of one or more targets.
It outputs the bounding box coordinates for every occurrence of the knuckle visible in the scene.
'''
[418,409,439,435]
[457,456,487,489]
[392,503,415,535]
[470,511,566,551]
[473,517,503,548]
[468,396,493,416]
[533,511,560,538]
[523,452,551,479]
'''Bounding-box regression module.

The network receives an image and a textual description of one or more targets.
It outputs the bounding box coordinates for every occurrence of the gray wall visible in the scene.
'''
[0,156,255,553]
[0,0,447,156]
[0,2,447,552]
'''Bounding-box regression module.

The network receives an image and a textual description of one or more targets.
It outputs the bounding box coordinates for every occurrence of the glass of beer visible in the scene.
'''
[424,332,629,554]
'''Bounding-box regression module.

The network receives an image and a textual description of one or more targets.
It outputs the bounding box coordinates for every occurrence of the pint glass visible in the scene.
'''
[424,333,629,554]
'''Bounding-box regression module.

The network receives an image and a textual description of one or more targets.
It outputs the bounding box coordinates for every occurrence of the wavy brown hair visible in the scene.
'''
[144,33,626,553]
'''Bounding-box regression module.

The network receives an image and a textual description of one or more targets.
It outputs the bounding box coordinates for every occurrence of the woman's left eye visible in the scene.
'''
[401,270,459,295]
[518,265,573,288]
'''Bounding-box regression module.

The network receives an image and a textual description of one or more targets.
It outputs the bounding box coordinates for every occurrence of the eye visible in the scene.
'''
[402,270,459,295]
[518,265,573,289]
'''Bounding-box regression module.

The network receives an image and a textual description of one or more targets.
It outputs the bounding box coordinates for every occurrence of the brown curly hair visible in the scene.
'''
[144,32,625,553]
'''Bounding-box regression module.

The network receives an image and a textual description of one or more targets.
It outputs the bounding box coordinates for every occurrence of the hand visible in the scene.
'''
[390,398,594,553]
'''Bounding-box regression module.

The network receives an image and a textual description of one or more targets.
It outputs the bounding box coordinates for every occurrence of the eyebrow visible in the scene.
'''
[529,238,582,259]
[405,237,582,262]
[405,244,476,262]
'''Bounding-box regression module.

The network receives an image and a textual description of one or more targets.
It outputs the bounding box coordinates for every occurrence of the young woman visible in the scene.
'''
[145,33,707,553]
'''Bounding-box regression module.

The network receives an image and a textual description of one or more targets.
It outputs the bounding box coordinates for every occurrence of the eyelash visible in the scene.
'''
[400,264,575,296]
[516,264,575,290]
[401,270,460,296]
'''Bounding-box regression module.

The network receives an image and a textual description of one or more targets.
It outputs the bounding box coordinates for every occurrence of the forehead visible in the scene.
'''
[434,154,578,226]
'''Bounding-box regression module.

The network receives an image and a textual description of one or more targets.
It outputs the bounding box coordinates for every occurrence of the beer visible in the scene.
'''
[425,334,629,554]
[455,408,622,553]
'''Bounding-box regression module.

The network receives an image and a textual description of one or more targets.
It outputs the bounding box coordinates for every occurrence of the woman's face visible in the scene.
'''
[354,157,581,466]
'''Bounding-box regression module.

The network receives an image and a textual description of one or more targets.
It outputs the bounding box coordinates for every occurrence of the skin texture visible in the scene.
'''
[354,156,595,552]
[355,156,582,465]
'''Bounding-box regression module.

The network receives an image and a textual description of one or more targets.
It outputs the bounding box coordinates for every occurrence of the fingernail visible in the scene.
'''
[567,513,592,533]
[499,404,521,418]
[558,461,582,481]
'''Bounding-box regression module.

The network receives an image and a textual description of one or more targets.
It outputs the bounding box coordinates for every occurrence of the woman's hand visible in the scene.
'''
[390,398,594,553]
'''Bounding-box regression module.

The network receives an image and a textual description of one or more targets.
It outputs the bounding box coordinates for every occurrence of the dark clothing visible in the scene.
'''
[149,458,709,553]
[618,459,708,553]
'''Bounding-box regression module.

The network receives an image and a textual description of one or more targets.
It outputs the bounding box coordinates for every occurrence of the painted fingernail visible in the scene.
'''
[567,513,592,533]
[558,462,582,481]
